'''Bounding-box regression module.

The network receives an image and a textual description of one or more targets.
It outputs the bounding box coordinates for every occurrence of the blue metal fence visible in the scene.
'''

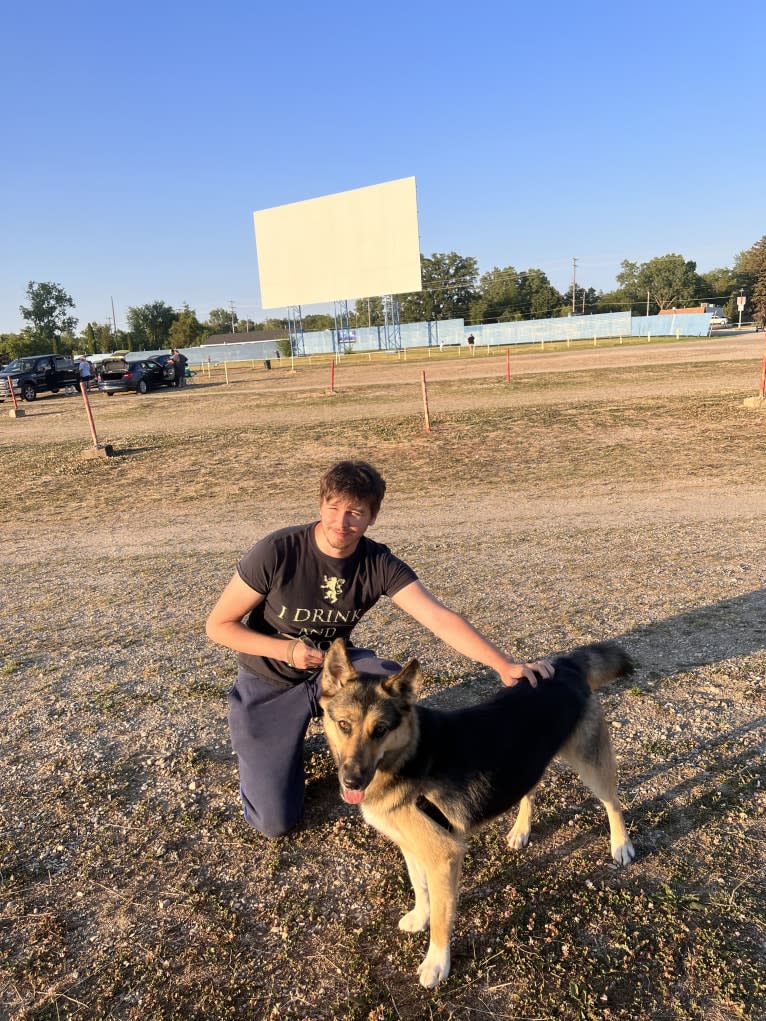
[296,318,465,353]
[465,312,632,346]
[294,309,715,353]
[124,310,714,365]
[180,340,282,366]
[631,313,712,338]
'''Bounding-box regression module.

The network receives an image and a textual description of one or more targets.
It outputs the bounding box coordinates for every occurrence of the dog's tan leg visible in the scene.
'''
[398,849,430,933]
[507,788,537,850]
[561,712,635,866]
[417,844,464,988]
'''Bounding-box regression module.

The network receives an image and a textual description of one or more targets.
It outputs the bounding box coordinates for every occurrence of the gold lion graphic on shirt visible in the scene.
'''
[321,575,345,605]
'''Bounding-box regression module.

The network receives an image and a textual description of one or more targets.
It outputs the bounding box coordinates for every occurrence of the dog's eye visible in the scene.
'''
[336,720,352,735]
[370,723,389,740]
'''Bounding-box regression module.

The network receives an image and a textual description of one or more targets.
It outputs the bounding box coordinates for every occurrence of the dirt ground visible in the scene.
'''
[3,332,764,546]
[1,332,765,1020]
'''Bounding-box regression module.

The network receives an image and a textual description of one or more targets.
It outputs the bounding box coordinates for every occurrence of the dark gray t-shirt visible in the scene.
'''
[236,522,417,685]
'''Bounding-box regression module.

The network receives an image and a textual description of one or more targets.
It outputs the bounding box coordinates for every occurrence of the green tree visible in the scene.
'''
[0,331,40,361]
[353,297,384,327]
[2,328,51,361]
[735,236,766,327]
[698,267,742,319]
[699,267,737,301]
[301,314,334,331]
[399,252,479,324]
[206,307,237,335]
[615,260,641,299]
[126,301,178,349]
[19,281,78,353]
[563,284,599,316]
[467,266,564,323]
[517,268,565,318]
[618,254,701,311]
[592,290,635,314]
[469,266,524,323]
[114,329,133,350]
[80,321,116,353]
[169,305,204,348]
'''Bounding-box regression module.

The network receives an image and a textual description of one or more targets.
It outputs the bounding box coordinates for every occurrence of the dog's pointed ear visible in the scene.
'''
[320,639,357,697]
[381,659,422,701]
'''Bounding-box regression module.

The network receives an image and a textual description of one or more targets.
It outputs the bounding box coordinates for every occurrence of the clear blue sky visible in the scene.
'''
[2,0,764,334]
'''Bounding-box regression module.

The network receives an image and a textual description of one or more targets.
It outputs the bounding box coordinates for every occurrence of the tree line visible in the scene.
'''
[3,237,765,362]
[0,293,292,362]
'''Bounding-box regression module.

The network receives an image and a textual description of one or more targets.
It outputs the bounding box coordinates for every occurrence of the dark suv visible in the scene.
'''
[0,354,80,401]
[97,356,176,396]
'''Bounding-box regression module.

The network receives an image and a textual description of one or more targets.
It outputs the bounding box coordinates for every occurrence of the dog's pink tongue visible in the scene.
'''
[341,787,365,805]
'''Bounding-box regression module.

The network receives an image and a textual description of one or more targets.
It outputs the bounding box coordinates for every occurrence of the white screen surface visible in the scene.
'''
[254,177,422,308]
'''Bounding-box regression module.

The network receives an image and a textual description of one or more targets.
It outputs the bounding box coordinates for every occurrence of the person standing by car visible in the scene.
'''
[169,349,181,387]
[78,357,92,392]
[205,458,553,839]
[170,349,187,388]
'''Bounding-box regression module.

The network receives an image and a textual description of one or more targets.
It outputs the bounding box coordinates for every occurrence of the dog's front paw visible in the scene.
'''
[417,944,451,988]
[399,908,429,933]
[611,838,635,866]
[506,824,531,850]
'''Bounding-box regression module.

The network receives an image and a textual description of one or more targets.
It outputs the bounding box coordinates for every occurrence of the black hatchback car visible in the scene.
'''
[97,356,176,396]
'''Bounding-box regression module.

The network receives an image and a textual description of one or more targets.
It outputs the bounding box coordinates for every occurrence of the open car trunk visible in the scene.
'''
[97,358,130,380]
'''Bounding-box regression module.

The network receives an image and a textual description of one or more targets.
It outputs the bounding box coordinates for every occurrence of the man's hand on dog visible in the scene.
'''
[499,658,554,687]
[289,639,325,671]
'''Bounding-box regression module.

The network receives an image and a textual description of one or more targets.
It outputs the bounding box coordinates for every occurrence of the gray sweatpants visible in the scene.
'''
[227,648,401,838]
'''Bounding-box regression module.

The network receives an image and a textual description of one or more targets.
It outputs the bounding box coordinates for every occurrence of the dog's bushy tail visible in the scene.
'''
[566,641,634,691]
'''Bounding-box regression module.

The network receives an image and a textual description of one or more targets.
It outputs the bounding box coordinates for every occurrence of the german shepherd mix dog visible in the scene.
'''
[319,639,635,988]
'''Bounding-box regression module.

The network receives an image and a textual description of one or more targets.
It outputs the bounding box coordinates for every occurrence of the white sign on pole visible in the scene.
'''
[737,295,746,310]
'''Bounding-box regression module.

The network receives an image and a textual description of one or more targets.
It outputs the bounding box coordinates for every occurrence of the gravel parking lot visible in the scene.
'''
[1,333,765,1020]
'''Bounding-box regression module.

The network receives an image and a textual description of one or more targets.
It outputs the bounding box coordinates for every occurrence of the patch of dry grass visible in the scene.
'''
[1,341,765,1019]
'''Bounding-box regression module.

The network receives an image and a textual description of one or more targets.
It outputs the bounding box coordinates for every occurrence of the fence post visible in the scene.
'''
[420,370,432,433]
[6,376,24,417]
[79,381,113,458]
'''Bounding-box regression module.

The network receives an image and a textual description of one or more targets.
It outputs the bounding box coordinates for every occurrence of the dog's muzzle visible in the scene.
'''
[339,764,369,804]
[340,784,365,805]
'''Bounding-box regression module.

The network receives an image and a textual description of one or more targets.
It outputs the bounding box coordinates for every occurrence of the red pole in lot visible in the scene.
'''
[760,331,766,399]
[330,362,335,393]
[7,376,20,411]
[420,370,432,433]
[80,381,101,447]
[505,348,511,383]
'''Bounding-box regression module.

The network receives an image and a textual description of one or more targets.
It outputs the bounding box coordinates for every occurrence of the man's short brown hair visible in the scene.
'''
[319,460,386,517]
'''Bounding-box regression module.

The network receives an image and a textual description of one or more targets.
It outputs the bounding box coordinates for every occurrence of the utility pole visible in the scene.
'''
[229,300,236,333]
[646,291,650,317]
[572,258,577,315]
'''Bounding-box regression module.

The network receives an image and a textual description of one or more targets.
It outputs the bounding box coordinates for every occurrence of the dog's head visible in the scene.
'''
[319,639,421,806]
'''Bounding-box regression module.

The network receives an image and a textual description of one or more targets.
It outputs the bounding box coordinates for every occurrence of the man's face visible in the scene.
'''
[317,493,377,557]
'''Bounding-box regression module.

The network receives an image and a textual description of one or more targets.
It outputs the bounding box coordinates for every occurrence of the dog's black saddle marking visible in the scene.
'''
[416,795,454,832]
